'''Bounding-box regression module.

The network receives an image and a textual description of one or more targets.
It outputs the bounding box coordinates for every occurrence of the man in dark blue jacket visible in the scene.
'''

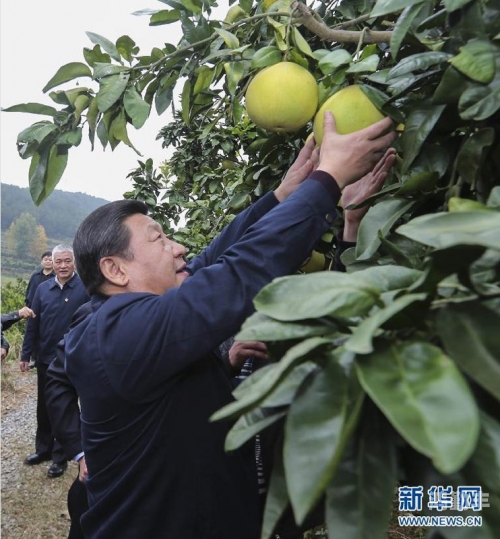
[65,112,396,539]
[25,250,55,307]
[21,244,89,478]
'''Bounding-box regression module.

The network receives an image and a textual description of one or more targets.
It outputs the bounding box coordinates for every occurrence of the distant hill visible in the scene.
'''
[1,183,110,240]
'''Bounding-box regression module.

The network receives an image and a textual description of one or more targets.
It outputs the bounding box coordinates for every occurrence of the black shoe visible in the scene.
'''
[24,453,51,465]
[47,461,67,478]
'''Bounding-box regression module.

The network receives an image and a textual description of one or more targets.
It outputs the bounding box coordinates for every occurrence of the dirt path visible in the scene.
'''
[1,362,77,539]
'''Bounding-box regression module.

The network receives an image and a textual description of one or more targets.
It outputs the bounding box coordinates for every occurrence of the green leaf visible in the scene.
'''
[93,63,129,79]
[456,128,495,185]
[487,186,500,209]
[346,55,379,74]
[355,199,416,261]
[284,360,349,523]
[459,83,500,121]
[56,128,82,147]
[42,145,69,203]
[224,62,245,97]
[443,0,475,12]
[97,72,130,113]
[397,211,500,251]
[110,110,141,155]
[326,405,397,539]
[261,445,289,539]
[387,52,452,80]
[432,66,475,105]
[211,337,331,421]
[292,27,314,59]
[181,79,191,125]
[449,40,495,84]
[346,293,427,354]
[448,197,490,212]
[123,87,150,129]
[149,9,181,25]
[237,312,338,342]
[250,47,281,69]
[254,273,380,321]
[155,83,174,115]
[355,341,480,474]
[193,66,214,95]
[390,4,424,60]
[395,171,439,195]
[225,408,286,451]
[42,62,92,93]
[86,31,121,62]
[17,122,58,145]
[214,28,239,49]
[2,103,57,116]
[401,103,446,172]
[371,0,425,18]
[318,49,352,75]
[116,35,138,63]
[437,303,500,401]
[261,362,319,408]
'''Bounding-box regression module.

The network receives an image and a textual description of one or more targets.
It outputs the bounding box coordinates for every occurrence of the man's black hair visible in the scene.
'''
[41,250,53,259]
[73,200,148,295]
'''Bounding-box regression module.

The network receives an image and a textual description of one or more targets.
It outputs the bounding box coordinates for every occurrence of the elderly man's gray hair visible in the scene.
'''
[52,244,74,258]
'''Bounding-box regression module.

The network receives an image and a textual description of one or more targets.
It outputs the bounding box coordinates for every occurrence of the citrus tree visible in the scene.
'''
[5,0,500,537]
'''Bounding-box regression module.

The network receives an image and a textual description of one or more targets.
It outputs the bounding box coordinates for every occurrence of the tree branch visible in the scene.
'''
[292,2,392,44]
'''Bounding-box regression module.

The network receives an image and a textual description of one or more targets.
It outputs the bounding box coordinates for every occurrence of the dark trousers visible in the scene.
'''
[67,475,88,539]
[36,362,66,463]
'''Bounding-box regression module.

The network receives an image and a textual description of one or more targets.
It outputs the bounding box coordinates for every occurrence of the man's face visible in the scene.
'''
[41,255,53,271]
[122,213,189,295]
[53,251,75,283]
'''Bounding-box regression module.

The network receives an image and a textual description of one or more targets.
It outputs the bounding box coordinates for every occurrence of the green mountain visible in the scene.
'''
[1,184,111,280]
[1,183,110,240]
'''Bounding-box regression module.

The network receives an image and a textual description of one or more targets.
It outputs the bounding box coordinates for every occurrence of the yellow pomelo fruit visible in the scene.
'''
[313,85,385,144]
[245,62,319,132]
[300,251,326,273]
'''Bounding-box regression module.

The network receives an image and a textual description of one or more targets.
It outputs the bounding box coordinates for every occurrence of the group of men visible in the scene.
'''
[8,111,397,539]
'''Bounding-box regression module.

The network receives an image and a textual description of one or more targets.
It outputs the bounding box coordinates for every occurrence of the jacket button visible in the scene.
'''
[325,213,334,224]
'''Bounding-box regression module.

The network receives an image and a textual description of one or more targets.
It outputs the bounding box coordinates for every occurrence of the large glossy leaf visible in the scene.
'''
[86,31,121,62]
[2,103,57,116]
[110,110,140,154]
[449,40,495,84]
[352,265,422,292]
[181,79,191,125]
[250,46,281,69]
[401,103,446,172]
[225,407,286,451]
[390,3,427,59]
[326,406,397,539]
[261,362,318,408]
[224,62,245,97]
[42,62,92,93]
[355,199,416,260]
[253,273,380,321]
[387,51,452,80]
[261,444,289,539]
[432,66,475,105]
[17,122,58,145]
[237,312,338,342]
[355,342,480,474]
[346,55,379,74]
[284,360,349,523]
[443,0,476,12]
[211,337,331,421]
[459,75,500,121]
[149,9,181,25]
[456,128,495,185]
[39,145,69,205]
[462,412,500,538]
[123,87,150,129]
[346,293,427,354]
[97,72,130,113]
[318,49,352,75]
[371,0,425,18]
[397,211,500,251]
[437,302,500,401]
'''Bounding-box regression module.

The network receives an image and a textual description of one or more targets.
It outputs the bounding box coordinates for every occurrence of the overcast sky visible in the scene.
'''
[1,0,209,202]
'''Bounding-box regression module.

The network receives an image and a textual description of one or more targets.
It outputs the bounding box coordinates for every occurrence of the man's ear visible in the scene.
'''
[99,257,129,288]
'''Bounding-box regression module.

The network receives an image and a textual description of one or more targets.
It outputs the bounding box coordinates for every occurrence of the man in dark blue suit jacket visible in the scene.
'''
[21,245,89,478]
[65,112,396,539]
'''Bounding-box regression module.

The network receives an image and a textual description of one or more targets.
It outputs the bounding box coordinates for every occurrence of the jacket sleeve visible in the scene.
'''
[21,292,41,361]
[45,302,92,459]
[1,311,22,332]
[1,331,9,353]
